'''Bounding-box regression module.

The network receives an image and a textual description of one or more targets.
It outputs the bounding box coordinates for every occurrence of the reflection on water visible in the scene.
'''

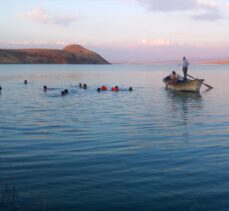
[164,90,203,140]
[0,64,229,211]
[165,90,203,122]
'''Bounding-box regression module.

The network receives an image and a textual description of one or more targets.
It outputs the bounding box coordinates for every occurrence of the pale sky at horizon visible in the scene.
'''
[1,0,229,62]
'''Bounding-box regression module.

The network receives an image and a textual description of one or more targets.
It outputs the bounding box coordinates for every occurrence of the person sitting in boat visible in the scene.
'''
[170,71,178,84]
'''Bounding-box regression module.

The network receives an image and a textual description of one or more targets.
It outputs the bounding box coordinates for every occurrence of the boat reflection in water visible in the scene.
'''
[163,89,203,140]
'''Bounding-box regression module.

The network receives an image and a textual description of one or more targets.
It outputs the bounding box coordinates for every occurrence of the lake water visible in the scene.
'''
[0,64,229,211]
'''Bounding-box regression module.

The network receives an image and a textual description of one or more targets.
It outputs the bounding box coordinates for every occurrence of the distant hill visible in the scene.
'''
[0,44,109,64]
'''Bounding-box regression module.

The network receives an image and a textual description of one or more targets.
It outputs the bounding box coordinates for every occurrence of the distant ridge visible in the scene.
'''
[117,57,229,65]
[0,44,109,64]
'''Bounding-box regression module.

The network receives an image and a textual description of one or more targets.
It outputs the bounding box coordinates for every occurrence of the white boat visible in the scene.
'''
[163,77,204,92]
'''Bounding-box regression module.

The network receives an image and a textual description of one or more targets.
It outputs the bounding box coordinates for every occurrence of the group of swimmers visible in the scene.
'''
[0,80,133,96]
[79,83,88,89]
[97,85,133,92]
[43,85,70,96]
[0,81,26,92]
[43,82,133,96]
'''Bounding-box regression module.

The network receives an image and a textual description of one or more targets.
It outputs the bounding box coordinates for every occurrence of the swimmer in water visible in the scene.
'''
[61,89,69,96]
[111,86,119,92]
[43,86,47,91]
[101,86,107,91]
[83,84,87,89]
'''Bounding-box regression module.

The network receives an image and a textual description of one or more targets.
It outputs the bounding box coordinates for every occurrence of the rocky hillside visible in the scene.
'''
[0,44,109,64]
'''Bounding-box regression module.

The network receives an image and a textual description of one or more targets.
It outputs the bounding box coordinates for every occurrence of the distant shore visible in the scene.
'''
[197,60,229,65]
[112,59,229,65]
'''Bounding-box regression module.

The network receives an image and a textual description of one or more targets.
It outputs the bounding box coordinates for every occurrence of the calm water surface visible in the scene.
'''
[0,64,229,211]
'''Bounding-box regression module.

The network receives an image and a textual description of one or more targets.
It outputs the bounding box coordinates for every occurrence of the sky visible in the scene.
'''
[1,0,229,63]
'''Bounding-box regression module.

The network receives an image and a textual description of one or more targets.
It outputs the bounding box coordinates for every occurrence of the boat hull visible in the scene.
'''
[164,79,204,92]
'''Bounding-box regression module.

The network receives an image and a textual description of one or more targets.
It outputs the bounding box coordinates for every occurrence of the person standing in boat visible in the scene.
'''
[182,57,189,80]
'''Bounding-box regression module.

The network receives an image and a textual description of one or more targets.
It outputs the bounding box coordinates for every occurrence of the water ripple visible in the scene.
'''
[1,64,229,210]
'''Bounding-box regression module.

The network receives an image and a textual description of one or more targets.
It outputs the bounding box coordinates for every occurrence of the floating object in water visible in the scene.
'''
[79,83,82,88]
[97,87,101,92]
[0,86,2,91]
[128,87,133,91]
[101,86,107,91]
[163,76,204,92]
[24,80,28,84]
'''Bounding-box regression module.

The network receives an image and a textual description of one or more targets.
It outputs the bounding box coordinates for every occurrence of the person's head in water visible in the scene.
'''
[97,87,101,92]
[43,86,47,91]
[83,84,87,89]
[0,86,2,91]
[128,87,133,91]
[61,89,68,96]
[24,80,28,84]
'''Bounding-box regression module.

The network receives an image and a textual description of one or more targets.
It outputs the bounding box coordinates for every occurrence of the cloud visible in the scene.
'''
[191,9,223,21]
[138,0,225,21]
[52,15,77,26]
[17,8,78,26]
[55,41,66,46]
[138,0,217,11]
[17,8,49,23]
[9,40,48,45]
[2,40,70,49]
[138,0,198,11]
